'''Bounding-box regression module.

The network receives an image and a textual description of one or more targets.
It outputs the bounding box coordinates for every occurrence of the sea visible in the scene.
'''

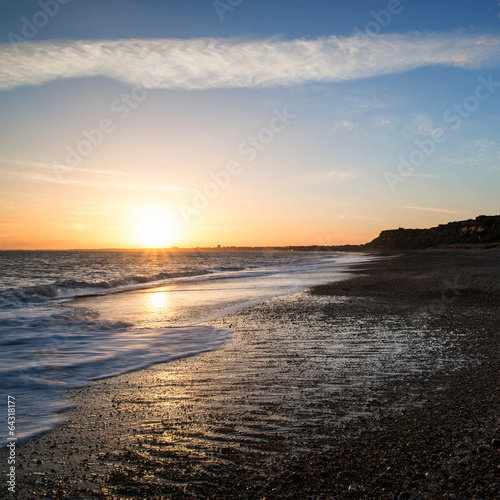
[0,249,372,444]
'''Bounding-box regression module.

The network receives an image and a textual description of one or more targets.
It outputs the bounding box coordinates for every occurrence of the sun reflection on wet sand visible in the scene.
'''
[143,291,171,325]
[68,264,354,330]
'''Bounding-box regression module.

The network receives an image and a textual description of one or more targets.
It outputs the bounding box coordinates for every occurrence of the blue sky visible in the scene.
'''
[0,0,499,248]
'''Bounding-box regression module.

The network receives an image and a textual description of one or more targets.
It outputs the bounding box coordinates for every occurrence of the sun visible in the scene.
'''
[135,224,172,248]
[130,209,180,248]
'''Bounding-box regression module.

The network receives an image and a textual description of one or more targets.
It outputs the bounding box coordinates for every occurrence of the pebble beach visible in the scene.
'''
[6,250,499,499]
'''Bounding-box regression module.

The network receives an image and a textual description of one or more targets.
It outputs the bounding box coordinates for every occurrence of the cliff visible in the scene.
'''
[365,215,500,250]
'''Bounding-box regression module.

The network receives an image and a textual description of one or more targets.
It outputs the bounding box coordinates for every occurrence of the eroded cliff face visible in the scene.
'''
[365,215,500,250]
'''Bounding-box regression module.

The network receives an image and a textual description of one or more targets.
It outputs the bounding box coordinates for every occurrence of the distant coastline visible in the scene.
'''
[2,214,499,252]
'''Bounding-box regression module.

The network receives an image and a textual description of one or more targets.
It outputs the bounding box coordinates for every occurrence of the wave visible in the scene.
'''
[0,320,229,445]
[0,251,351,309]
[0,257,347,309]
[0,268,229,308]
[0,253,350,309]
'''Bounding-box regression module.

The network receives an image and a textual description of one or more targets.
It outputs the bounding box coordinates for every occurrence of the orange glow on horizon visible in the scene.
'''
[0,196,477,250]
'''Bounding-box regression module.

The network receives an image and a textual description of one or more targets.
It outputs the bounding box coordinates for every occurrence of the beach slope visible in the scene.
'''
[9,251,500,499]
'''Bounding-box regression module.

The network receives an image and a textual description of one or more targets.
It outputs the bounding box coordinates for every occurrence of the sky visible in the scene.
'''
[0,0,499,249]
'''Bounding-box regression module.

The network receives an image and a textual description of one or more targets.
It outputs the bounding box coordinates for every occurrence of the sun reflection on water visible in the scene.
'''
[140,291,172,326]
[147,291,170,311]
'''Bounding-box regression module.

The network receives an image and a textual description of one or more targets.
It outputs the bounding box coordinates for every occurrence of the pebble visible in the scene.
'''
[441,468,452,478]
[347,483,360,496]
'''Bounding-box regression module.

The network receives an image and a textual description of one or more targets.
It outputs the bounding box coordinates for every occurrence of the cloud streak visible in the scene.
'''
[0,159,188,192]
[1,32,499,91]
[401,206,458,213]
[299,168,361,184]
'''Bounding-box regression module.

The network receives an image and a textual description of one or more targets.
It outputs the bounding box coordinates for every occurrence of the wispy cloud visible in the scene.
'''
[444,138,500,169]
[373,117,394,127]
[406,173,441,179]
[0,159,188,192]
[331,120,358,132]
[1,32,499,91]
[337,214,379,221]
[406,113,441,137]
[0,219,72,228]
[299,169,361,184]
[7,159,134,179]
[401,206,458,213]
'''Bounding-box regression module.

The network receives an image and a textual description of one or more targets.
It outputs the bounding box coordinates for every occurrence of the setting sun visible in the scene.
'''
[130,209,180,248]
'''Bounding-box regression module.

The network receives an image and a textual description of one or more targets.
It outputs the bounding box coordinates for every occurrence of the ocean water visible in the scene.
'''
[0,250,372,444]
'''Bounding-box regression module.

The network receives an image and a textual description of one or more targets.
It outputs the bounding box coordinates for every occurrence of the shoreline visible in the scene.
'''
[4,250,499,498]
[0,250,369,448]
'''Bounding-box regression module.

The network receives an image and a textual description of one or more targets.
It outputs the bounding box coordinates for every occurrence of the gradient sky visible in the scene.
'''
[0,0,499,249]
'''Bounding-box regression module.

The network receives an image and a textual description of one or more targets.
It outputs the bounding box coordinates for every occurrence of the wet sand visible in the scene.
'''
[7,251,500,498]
